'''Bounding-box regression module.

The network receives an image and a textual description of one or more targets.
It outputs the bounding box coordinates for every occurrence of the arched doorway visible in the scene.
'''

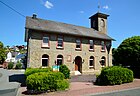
[75,56,82,73]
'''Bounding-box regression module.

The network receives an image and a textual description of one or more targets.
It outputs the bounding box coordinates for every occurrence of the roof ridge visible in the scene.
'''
[26,16,95,31]
[25,16,114,41]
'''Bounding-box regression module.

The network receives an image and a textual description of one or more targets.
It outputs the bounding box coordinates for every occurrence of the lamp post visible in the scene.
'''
[106,41,111,67]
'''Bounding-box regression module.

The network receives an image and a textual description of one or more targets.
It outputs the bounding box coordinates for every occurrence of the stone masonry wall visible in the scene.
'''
[27,31,112,74]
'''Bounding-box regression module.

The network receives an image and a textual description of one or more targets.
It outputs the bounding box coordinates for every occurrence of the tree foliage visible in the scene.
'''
[113,36,140,67]
[0,41,6,64]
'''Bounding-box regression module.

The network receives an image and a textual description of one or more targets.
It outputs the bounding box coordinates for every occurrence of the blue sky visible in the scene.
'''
[0,0,140,48]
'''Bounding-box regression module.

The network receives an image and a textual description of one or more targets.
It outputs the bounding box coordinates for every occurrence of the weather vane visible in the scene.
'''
[98,0,100,13]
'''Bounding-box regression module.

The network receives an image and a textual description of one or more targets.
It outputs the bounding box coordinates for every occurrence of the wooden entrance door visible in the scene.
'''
[75,56,82,72]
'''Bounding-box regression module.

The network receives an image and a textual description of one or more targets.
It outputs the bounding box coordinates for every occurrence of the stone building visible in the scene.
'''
[25,12,114,75]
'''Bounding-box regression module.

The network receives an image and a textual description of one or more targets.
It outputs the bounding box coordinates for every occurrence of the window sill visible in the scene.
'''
[89,66,94,69]
[41,46,50,49]
[42,66,48,68]
[101,65,105,67]
[101,50,105,52]
[75,48,81,51]
[89,49,94,52]
[56,47,64,49]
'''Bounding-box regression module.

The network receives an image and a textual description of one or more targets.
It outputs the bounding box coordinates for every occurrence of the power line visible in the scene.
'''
[0,0,26,18]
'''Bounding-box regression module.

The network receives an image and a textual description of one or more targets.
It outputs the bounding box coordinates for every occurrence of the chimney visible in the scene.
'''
[32,14,37,19]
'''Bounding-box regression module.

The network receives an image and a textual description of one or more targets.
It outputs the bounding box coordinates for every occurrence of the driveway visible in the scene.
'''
[70,74,96,82]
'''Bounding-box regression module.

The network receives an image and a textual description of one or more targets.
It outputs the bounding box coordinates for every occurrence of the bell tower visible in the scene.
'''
[89,12,109,34]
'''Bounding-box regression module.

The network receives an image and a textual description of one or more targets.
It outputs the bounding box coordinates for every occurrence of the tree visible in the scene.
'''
[0,41,6,64]
[113,36,140,67]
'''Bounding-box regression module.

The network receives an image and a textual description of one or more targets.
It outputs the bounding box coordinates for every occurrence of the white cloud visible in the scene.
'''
[80,11,84,14]
[44,1,53,9]
[103,5,109,10]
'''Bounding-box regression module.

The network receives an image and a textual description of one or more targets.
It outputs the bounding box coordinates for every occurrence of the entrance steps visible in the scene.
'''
[74,71,81,75]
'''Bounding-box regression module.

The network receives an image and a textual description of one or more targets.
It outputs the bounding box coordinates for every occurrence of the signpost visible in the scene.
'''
[52,65,60,71]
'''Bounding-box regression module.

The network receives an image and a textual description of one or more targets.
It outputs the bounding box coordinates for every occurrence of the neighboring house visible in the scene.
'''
[25,12,114,75]
[5,52,20,63]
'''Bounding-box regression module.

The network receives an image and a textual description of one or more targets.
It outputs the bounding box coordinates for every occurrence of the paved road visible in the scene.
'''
[88,87,140,96]
[0,69,24,96]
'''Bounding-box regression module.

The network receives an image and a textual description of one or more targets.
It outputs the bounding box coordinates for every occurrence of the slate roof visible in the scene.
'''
[25,16,114,41]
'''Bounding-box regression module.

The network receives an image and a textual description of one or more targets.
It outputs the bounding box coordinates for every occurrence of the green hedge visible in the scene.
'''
[8,62,14,69]
[59,65,70,79]
[96,66,134,85]
[15,62,22,69]
[24,67,52,76]
[26,72,69,92]
[56,79,70,90]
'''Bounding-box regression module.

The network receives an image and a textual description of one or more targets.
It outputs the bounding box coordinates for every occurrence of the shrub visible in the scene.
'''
[96,66,134,85]
[26,71,69,92]
[56,79,69,90]
[8,62,14,69]
[24,67,52,76]
[26,72,49,91]
[15,62,22,69]
[59,65,70,79]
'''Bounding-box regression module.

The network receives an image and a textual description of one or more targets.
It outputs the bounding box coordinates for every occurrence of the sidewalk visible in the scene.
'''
[18,79,140,96]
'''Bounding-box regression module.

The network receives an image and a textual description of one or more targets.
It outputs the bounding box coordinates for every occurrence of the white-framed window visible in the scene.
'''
[57,36,63,48]
[57,55,63,65]
[42,37,49,48]
[89,40,94,51]
[101,56,106,66]
[42,54,49,67]
[101,41,105,51]
[76,39,81,50]
[89,56,94,68]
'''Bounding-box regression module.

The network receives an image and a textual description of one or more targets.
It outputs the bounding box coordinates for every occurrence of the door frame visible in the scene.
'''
[75,56,82,73]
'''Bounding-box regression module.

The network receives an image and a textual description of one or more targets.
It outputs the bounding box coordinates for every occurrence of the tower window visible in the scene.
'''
[101,19,105,27]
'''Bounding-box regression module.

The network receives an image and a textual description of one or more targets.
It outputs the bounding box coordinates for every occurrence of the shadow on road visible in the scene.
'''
[9,74,26,87]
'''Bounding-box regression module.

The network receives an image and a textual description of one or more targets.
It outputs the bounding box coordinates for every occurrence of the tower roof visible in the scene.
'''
[89,12,109,19]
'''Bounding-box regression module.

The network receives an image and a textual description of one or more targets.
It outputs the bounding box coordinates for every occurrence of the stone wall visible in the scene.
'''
[27,30,112,74]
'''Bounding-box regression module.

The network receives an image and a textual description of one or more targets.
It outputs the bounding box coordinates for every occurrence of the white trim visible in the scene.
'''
[57,58,62,60]
[42,58,48,59]
[89,66,94,68]
[89,49,94,51]
[56,46,63,49]
[75,48,81,50]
